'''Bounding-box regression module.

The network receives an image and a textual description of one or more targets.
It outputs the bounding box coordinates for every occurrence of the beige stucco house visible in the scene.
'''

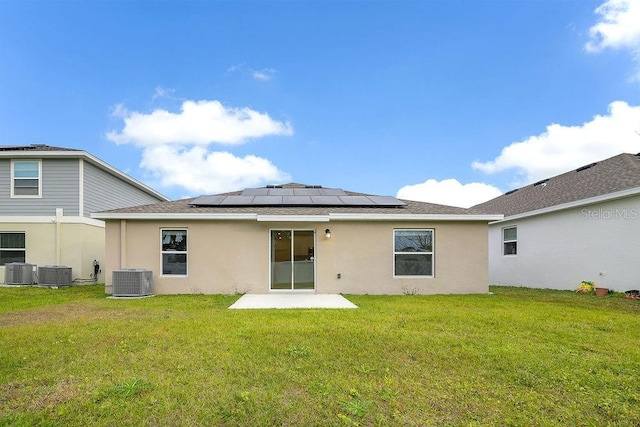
[93,183,501,295]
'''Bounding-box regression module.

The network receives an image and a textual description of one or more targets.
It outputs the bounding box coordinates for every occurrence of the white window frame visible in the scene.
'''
[503,226,517,256]
[11,159,42,198]
[160,228,188,277]
[393,228,434,278]
[0,232,26,266]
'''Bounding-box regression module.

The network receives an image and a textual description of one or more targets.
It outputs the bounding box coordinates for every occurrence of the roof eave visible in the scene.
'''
[92,212,503,221]
[490,186,640,224]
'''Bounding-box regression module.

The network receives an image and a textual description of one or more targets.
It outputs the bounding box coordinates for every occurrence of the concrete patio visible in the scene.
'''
[229,293,358,309]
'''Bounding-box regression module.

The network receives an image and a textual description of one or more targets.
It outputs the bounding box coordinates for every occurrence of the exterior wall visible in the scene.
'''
[0,218,105,283]
[103,219,489,295]
[1,154,163,285]
[488,195,640,291]
[83,162,164,215]
[0,158,79,216]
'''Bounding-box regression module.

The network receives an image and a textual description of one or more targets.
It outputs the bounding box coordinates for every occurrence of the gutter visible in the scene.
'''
[92,212,503,222]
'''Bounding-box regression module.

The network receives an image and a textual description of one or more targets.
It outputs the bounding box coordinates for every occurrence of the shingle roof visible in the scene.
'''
[0,144,81,152]
[97,183,493,216]
[473,153,640,217]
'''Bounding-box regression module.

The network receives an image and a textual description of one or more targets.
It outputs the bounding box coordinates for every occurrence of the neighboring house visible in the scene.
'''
[93,183,502,295]
[0,144,169,283]
[473,153,640,291]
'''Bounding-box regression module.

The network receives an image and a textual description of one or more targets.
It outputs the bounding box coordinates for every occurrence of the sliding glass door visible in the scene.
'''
[270,230,315,291]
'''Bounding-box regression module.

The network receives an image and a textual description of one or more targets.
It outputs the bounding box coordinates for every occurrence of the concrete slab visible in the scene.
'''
[229,294,358,309]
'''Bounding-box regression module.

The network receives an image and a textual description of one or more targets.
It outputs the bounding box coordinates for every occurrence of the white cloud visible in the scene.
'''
[397,179,502,208]
[226,64,277,81]
[141,145,291,195]
[152,86,177,100]
[252,68,276,81]
[472,101,640,185]
[106,99,293,146]
[586,0,640,52]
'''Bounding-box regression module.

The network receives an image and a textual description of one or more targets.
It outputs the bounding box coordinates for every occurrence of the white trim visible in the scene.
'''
[10,159,42,198]
[0,215,105,227]
[0,231,26,264]
[329,213,503,221]
[92,212,258,220]
[502,226,517,256]
[160,228,188,278]
[393,228,435,279]
[491,187,640,224]
[1,149,168,201]
[92,212,502,222]
[258,215,330,222]
[78,158,84,217]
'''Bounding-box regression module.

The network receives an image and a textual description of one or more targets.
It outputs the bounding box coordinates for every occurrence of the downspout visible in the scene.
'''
[55,208,63,265]
[120,219,127,269]
[78,158,84,218]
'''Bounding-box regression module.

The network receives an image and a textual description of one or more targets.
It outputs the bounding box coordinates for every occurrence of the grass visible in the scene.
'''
[1,285,639,426]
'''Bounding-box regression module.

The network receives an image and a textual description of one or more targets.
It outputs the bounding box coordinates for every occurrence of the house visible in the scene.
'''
[93,183,501,295]
[0,144,169,283]
[473,153,640,291]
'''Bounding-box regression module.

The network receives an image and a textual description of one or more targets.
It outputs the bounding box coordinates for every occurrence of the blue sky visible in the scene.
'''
[1,0,639,206]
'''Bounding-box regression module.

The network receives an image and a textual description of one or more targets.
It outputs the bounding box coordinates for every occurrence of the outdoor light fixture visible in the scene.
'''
[325,228,331,239]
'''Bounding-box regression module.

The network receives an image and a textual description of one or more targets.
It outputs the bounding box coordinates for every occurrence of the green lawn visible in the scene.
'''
[1,285,638,426]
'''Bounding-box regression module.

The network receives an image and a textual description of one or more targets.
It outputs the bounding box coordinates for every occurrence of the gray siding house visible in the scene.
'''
[473,153,640,291]
[1,144,168,283]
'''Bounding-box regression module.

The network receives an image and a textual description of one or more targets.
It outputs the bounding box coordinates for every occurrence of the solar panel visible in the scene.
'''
[266,188,295,196]
[241,188,266,196]
[310,196,345,205]
[220,196,255,205]
[189,185,407,207]
[253,196,283,205]
[283,196,314,205]
[368,196,407,206]
[189,195,225,205]
[319,188,346,196]
[344,196,374,205]
[293,188,322,196]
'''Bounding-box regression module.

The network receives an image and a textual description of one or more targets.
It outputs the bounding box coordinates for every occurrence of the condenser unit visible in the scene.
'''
[38,266,72,286]
[4,263,35,285]
[112,269,153,297]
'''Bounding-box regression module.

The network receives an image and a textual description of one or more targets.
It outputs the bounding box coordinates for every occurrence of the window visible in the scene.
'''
[503,226,517,255]
[161,229,187,276]
[1,232,26,266]
[12,160,41,197]
[394,229,434,277]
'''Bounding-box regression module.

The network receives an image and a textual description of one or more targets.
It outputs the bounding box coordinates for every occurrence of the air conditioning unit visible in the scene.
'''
[38,265,72,286]
[4,263,35,285]
[112,269,153,297]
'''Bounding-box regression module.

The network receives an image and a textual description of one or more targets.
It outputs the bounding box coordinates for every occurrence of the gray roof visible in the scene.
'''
[473,153,640,217]
[97,183,494,217]
[0,144,81,152]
